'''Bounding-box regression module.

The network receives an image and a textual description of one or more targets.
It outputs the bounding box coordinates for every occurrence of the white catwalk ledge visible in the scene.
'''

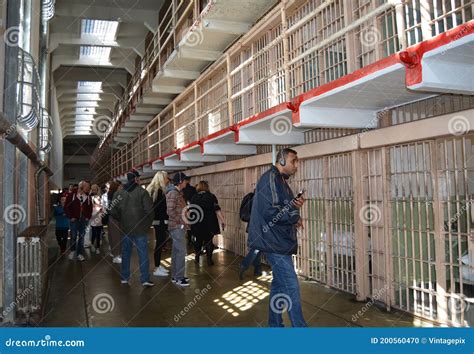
[292,22,474,129]
[180,142,226,163]
[406,28,474,94]
[162,151,204,168]
[202,129,257,156]
[151,159,181,172]
[235,104,306,145]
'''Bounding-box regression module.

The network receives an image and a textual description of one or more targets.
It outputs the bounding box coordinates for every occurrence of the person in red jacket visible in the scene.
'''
[65,180,92,261]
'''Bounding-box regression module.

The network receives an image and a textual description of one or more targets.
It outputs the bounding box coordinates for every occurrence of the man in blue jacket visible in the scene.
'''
[248,148,306,327]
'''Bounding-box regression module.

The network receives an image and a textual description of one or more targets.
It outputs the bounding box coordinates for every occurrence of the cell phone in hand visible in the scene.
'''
[295,188,306,199]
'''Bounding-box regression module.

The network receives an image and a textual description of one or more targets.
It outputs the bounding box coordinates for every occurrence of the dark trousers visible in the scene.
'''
[194,231,214,259]
[56,228,68,251]
[153,224,168,267]
[91,226,103,248]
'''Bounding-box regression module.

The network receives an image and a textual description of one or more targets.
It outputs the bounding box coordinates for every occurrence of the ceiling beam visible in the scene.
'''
[52,55,135,75]
[49,33,146,57]
[54,3,159,33]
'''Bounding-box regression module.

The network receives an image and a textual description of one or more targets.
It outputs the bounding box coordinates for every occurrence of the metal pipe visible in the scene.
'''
[2,0,21,324]
[35,165,47,224]
[0,114,53,176]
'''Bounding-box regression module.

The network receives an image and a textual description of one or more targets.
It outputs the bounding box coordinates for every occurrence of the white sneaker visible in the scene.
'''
[77,254,85,262]
[112,256,122,264]
[68,252,75,260]
[95,249,100,255]
[153,267,168,277]
[158,266,169,273]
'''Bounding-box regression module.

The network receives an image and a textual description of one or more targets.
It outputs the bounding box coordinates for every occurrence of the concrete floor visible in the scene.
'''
[39,227,435,327]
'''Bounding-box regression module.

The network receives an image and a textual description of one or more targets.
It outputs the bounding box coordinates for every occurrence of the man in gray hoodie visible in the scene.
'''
[110,169,155,287]
[166,172,190,287]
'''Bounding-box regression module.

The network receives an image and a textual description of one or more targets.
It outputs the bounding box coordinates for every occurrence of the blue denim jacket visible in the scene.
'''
[248,166,300,255]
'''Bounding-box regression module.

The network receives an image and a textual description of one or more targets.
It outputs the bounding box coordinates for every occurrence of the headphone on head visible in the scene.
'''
[278,149,286,166]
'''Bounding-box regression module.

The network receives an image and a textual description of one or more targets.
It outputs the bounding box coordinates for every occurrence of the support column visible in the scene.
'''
[353,150,369,301]
[2,0,21,324]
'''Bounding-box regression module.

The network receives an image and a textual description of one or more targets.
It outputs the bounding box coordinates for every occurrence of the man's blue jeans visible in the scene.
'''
[266,252,307,327]
[69,218,88,256]
[241,248,262,274]
[121,235,150,284]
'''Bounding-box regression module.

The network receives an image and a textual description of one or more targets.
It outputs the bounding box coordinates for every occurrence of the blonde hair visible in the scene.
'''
[91,184,101,196]
[196,180,210,192]
[147,171,169,202]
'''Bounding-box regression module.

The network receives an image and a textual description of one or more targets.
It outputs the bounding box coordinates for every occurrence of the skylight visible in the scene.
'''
[81,19,119,41]
[78,81,102,89]
[80,46,112,60]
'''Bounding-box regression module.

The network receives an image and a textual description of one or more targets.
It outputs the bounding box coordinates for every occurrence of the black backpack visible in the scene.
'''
[239,192,254,222]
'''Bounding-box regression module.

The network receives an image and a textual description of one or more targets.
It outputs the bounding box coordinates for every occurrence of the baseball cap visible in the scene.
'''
[172,172,187,185]
[127,169,140,181]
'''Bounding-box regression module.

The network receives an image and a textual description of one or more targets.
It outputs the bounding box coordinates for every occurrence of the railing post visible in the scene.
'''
[194,83,199,141]
[420,0,433,41]
[226,54,233,126]
[343,0,357,73]
[281,1,291,101]
[394,0,407,50]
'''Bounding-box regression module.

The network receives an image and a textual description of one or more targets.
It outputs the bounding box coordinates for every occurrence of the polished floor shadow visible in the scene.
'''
[39,227,435,328]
